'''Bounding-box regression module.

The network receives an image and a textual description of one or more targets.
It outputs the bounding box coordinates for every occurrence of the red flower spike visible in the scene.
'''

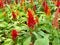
[12,11,17,20]
[52,8,59,29]
[30,32,33,34]
[30,42,34,45]
[7,0,11,4]
[42,1,51,16]
[27,8,36,29]
[10,4,12,9]
[4,12,6,17]
[24,5,26,12]
[0,0,4,8]
[4,0,7,4]
[11,30,18,40]
[56,1,60,7]
[15,0,18,4]
[58,8,60,12]
[33,4,37,10]
[36,16,39,24]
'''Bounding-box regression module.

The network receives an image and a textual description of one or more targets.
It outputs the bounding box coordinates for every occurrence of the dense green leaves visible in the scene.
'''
[0,0,60,45]
[2,39,13,45]
[34,37,49,45]
[23,37,31,45]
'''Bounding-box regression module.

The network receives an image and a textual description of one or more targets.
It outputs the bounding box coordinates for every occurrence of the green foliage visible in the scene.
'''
[0,0,60,45]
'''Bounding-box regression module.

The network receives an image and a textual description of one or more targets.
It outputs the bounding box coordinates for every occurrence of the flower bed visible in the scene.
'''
[0,0,60,45]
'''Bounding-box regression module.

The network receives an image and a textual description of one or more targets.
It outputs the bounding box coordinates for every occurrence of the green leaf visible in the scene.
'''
[34,38,49,45]
[0,37,5,42]
[23,37,31,45]
[2,39,14,45]
[0,22,8,28]
[0,13,4,19]
[52,38,60,45]
[19,17,27,23]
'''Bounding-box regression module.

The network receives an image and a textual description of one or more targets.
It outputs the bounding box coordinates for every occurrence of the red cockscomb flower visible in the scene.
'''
[4,0,7,4]
[4,0,11,4]
[30,42,34,45]
[10,4,12,9]
[11,30,18,40]
[7,0,11,4]
[36,16,39,24]
[27,8,36,29]
[15,0,18,4]
[33,4,37,10]
[0,0,4,8]
[42,0,51,16]
[58,8,60,12]
[52,8,59,29]
[12,11,17,20]
[55,0,60,7]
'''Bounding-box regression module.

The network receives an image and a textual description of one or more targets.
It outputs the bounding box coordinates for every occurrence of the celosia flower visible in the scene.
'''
[12,11,17,20]
[0,0,4,8]
[4,12,6,17]
[16,10,19,15]
[36,16,39,24]
[58,8,60,12]
[4,0,11,4]
[33,4,37,10]
[42,1,51,16]
[4,0,6,4]
[11,30,18,40]
[20,0,25,6]
[15,0,18,4]
[10,4,12,9]
[27,8,36,29]
[55,0,60,7]
[52,8,59,29]
[7,0,11,4]
[30,32,33,34]
[30,42,34,45]
[24,5,26,12]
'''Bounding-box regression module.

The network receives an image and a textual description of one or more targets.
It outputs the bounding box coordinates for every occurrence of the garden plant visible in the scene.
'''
[0,0,60,45]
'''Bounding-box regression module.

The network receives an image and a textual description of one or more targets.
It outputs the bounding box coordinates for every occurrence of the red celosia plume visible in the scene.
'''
[36,16,39,24]
[42,1,51,16]
[0,0,4,8]
[11,30,18,40]
[27,8,36,29]
[12,11,17,20]
[52,8,59,30]
[15,0,18,4]
[30,42,34,45]
[33,4,37,10]
[10,4,12,9]
[4,0,7,4]
[55,0,60,7]
[58,8,60,13]
[4,0,11,4]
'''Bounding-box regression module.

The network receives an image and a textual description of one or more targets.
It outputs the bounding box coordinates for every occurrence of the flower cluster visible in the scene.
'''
[27,8,36,29]
[12,11,17,20]
[52,8,59,29]
[0,0,4,8]
[11,30,18,40]
[56,0,60,7]
[42,1,51,16]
